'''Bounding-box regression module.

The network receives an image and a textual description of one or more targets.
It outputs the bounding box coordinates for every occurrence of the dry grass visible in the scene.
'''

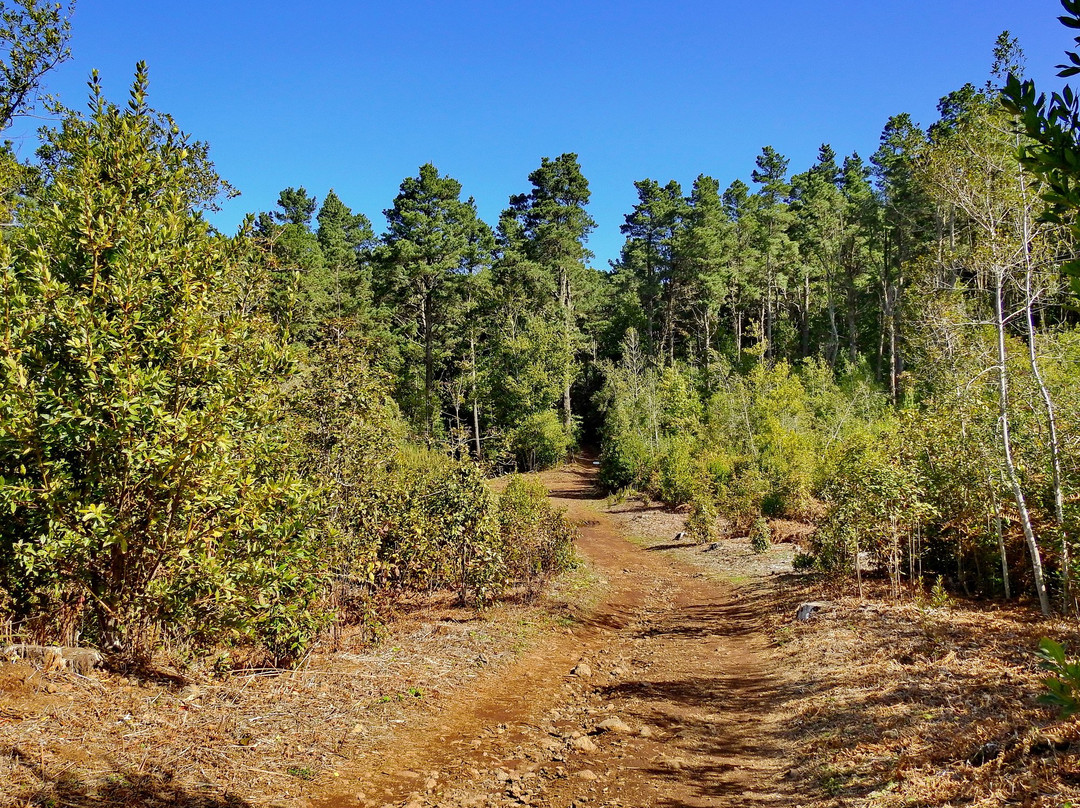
[764,579,1080,807]
[0,565,598,808]
[610,492,1080,807]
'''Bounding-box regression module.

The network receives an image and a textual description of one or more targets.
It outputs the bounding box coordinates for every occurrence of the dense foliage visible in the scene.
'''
[0,60,579,663]
[5,3,1080,667]
[592,31,1080,616]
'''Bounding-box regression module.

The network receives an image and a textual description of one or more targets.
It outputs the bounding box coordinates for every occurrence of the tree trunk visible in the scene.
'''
[801,270,811,359]
[735,305,743,365]
[994,264,1050,615]
[561,268,573,433]
[1017,159,1068,611]
[825,264,839,367]
[423,291,434,437]
[470,334,482,461]
[702,307,711,392]
[989,475,1011,599]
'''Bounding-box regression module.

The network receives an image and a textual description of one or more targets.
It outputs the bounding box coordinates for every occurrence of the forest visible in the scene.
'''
[1,0,1079,675]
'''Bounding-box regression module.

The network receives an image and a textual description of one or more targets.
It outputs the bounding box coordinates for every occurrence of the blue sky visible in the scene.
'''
[20,1,1072,268]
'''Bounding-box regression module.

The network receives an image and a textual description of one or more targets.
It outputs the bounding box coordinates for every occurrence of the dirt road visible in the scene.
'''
[313,459,793,808]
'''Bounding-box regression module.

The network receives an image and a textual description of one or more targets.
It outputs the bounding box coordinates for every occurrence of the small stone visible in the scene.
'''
[609,665,629,677]
[571,663,592,678]
[540,737,563,753]
[493,768,512,783]
[571,736,597,752]
[796,601,833,621]
[596,717,632,734]
[575,769,598,781]
[638,725,656,738]
[423,777,437,791]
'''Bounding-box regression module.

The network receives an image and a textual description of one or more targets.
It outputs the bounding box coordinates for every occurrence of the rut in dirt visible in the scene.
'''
[315,458,796,808]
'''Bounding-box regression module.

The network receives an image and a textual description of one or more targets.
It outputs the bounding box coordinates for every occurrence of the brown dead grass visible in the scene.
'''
[610,492,1080,807]
[764,579,1080,808]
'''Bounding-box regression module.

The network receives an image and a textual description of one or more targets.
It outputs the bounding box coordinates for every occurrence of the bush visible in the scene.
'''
[1038,638,1080,719]
[815,430,931,594]
[498,475,576,596]
[750,517,771,554]
[686,495,721,544]
[657,437,703,507]
[512,410,572,471]
[369,448,505,606]
[716,462,768,530]
[0,69,323,662]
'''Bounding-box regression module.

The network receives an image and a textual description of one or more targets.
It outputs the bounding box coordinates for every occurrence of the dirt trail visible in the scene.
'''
[313,459,793,808]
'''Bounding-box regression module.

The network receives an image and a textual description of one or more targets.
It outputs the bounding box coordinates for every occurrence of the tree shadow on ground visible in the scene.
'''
[609,567,1080,806]
[645,540,699,551]
[10,754,254,807]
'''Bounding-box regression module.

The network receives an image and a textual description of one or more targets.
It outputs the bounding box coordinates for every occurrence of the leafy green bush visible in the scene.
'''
[657,437,702,507]
[815,428,932,593]
[284,321,403,623]
[685,495,721,544]
[715,462,769,530]
[498,475,576,596]
[512,410,572,471]
[1037,638,1080,719]
[0,68,323,661]
[599,423,653,492]
[367,448,504,605]
[750,517,771,554]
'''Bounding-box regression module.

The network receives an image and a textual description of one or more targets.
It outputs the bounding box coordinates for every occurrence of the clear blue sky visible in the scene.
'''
[19,1,1072,268]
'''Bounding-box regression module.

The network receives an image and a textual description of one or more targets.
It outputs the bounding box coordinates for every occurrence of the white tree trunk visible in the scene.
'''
[994,265,1050,615]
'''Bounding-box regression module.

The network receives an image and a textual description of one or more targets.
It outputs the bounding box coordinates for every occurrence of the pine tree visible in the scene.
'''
[376,163,493,436]
[500,154,596,432]
[315,188,375,322]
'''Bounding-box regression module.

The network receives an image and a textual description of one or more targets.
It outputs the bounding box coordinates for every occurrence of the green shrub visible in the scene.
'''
[512,410,572,471]
[498,475,576,596]
[686,495,721,544]
[598,404,654,492]
[0,69,323,662]
[750,517,771,554]
[371,449,506,605]
[1037,638,1080,719]
[657,437,702,507]
[716,462,768,530]
[816,431,931,592]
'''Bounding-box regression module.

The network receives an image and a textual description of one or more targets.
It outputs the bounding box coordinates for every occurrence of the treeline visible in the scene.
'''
[598,34,1080,615]
[256,31,1080,613]
[2,0,1079,670]
[252,154,604,471]
[237,32,1080,615]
